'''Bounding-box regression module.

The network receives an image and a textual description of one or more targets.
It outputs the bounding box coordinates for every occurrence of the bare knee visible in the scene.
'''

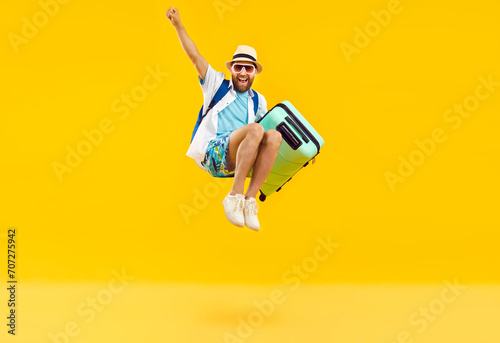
[245,123,265,142]
[263,129,282,150]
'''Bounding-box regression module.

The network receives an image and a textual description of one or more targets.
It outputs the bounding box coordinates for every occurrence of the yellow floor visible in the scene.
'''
[3,282,499,342]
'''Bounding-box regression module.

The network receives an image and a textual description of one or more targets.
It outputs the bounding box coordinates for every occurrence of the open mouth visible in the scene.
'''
[238,78,248,85]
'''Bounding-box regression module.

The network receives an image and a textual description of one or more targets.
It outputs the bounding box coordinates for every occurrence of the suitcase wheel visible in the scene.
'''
[259,193,267,202]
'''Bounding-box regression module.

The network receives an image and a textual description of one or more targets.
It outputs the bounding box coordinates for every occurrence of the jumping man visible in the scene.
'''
[166,7,281,231]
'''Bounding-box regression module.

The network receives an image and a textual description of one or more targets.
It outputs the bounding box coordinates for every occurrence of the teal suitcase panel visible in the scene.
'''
[256,101,324,201]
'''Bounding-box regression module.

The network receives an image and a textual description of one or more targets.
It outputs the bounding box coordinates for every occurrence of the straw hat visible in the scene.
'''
[225,45,263,74]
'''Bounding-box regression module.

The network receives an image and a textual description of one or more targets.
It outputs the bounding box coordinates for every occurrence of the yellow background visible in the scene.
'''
[1,0,499,342]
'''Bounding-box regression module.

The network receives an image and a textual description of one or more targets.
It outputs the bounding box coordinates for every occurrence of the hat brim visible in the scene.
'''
[226,58,263,74]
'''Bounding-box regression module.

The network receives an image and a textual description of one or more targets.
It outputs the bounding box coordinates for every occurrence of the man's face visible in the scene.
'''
[230,62,257,93]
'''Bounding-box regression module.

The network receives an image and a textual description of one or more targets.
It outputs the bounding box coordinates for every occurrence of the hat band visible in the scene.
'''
[232,53,256,62]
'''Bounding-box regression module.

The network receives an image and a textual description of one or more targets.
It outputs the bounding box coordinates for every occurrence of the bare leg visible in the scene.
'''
[245,130,282,199]
[226,123,265,195]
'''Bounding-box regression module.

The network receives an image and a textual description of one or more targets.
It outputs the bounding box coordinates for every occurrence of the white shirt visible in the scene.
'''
[186,64,268,170]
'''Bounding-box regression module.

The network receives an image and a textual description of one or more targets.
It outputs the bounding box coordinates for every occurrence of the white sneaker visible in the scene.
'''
[222,193,245,227]
[244,197,260,231]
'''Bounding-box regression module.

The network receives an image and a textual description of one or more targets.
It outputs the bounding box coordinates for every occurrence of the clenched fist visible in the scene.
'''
[166,7,181,27]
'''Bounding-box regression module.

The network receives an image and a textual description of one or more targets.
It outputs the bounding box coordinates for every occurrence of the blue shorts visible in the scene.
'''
[201,133,253,178]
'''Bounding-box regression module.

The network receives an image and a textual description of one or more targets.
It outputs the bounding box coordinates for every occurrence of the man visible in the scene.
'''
[166,7,281,231]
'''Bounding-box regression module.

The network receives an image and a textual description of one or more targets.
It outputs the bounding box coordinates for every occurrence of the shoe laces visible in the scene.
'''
[234,196,245,212]
[247,200,259,215]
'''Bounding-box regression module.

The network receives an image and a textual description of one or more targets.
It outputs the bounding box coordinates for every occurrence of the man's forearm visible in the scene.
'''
[167,7,208,80]
[174,23,201,62]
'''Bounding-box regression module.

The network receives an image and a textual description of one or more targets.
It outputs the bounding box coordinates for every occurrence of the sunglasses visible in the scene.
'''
[231,63,256,74]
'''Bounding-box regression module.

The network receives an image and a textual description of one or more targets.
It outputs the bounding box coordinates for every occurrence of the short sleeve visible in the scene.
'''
[199,64,226,105]
[255,93,268,121]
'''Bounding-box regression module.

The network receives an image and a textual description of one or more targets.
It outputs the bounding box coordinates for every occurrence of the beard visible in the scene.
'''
[232,73,254,93]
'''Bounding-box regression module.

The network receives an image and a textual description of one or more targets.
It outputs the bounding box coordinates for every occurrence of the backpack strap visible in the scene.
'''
[252,90,260,118]
[191,79,230,143]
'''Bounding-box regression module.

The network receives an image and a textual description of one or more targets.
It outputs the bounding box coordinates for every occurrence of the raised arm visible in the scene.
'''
[166,7,209,81]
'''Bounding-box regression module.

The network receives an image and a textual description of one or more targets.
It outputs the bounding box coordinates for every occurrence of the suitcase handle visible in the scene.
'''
[285,116,309,143]
[276,122,302,150]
